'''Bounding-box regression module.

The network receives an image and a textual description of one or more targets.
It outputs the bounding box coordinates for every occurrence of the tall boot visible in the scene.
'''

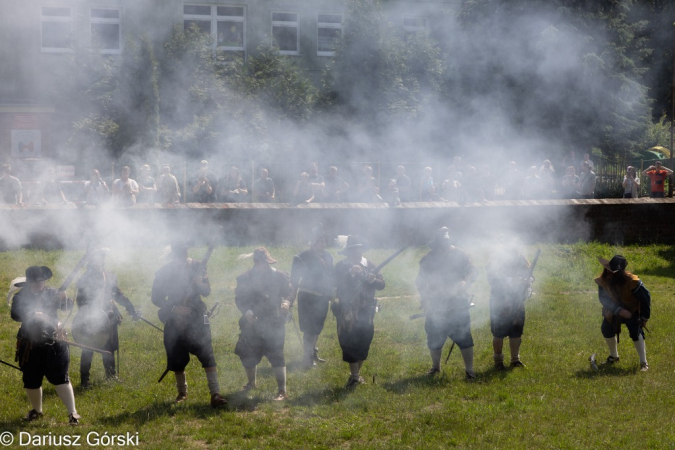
[509,337,524,367]
[80,350,93,388]
[461,346,475,380]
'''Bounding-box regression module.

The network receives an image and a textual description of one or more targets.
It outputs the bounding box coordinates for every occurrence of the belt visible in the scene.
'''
[171,306,193,317]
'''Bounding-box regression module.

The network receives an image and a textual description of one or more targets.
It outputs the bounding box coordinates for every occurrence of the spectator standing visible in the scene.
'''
[642,161,673,198]
[538,160,555,198]
[112,166,139,207]
[84,169,109,205]
[561,166,580,198]
[254,168,275,203]
[217,165,248,202]
[357,166,381,202]
[392,166,411,202]
[35,167,67,204]
[324,166,349,202]
[579,153,595,172]
[190,160,217,203]
[0,163,23,205]
[293,172,314,204]
[462,166,486,203]
[501,162,522,200]
[578,162,596,199]
[419,167,437,201]
[441,166,461,202]
[157,165,181,204]
[307,162,325,202]
[523,166,543,200]
[137,164,157,203]
[622,166,640,199]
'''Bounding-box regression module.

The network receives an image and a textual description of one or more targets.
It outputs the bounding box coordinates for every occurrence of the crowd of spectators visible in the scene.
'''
[0,152,673,208]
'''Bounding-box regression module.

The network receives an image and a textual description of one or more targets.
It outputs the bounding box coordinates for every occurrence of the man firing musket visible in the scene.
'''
[151,238,227,408]
[332,235,387,388]
[72,246,141,388]
[415,227,478,380]
[11,266,81,424]
[487,245,540,370]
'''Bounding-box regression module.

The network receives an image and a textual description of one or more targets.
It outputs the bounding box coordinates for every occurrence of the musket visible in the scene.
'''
[58,254,88,293]
[521,248,541,300]
[409,301,476,321]
[0,358,21,371]
[54,337,112,355]
[372,246,409,274]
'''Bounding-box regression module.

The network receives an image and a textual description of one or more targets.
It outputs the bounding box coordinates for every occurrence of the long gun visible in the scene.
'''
[58,254,88,292]
[520,248,541,300]
[54,337,112,355]
[372,246,409,274]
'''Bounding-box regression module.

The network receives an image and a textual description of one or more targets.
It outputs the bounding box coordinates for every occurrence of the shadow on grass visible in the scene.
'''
[573,365,637,379]
[639,247,675,279]
[289,384,355,407]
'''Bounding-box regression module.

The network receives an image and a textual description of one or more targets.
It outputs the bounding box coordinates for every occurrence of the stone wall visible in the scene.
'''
[0,198,672,250]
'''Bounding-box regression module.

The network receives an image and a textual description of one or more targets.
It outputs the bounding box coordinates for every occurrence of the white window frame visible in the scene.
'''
[403,16,428,34]
[41,6,73,53]
[317,13,342,57]
[90,7,121,54]
[272,11,299,55]
[183,4,246,56]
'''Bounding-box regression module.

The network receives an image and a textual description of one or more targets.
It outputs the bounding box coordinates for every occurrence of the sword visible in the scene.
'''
[0,358,21,371]
[288,310,303,349]
[139,316,163,332]
[444,341,456,365]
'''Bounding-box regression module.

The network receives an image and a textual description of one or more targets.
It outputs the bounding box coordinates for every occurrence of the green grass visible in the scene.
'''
[0,243,674,449]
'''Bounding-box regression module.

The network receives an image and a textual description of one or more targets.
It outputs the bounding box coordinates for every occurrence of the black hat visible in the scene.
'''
[598,255,628,273]
[310,223,327,245]
[15,266,53,286]
[171,238,193,251]
[429,227,450,249]
[339,235,367,255]
[253,247,277,264]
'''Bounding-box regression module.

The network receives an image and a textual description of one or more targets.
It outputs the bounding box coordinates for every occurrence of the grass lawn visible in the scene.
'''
[0,242,673,449]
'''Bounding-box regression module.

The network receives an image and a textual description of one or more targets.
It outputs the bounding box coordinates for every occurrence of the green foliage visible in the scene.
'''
[324,0,444,129]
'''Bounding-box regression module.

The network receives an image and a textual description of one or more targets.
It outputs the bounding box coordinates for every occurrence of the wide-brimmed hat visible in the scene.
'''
[598,255,627,273]
[339,235,367,255]
[310,223,327,245]
[15,266,53,286]
[171,238,194,252]
[253,247,277,264]
[429,227,450,249]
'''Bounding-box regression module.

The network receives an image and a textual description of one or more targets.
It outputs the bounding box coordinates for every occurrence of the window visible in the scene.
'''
[272,12,299,55]
[183,4,246,55]
[41,6,72,52]
[403,17,428,36]
[91,8,121,53]
[317,14,342,56]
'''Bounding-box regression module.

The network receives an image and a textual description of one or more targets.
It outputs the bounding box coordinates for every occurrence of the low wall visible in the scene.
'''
[0,198,672,250]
